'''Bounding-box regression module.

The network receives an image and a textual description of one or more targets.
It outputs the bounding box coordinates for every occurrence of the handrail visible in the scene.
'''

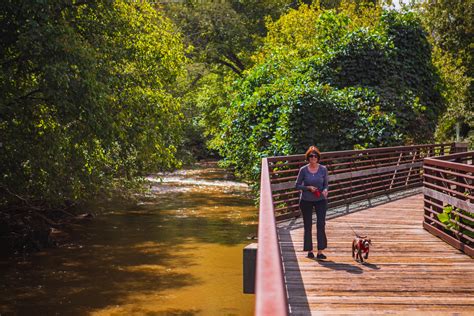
[267,143,457,219]
[255,158,288,316]
[267,142,454,161]
[422,151,473,257]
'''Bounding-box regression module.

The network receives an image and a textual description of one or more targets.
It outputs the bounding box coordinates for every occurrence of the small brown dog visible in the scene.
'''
[352,235,372,263]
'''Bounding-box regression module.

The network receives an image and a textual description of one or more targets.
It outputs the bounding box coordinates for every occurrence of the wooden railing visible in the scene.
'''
[423,151,473,257]
[255,158,288,316]
[268,143,456,220]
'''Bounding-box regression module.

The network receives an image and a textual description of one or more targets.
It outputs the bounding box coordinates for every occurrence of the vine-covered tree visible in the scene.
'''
[213,2,446,183]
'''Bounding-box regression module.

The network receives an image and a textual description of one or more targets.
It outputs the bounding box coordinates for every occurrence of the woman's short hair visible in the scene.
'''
[305,146,321,162]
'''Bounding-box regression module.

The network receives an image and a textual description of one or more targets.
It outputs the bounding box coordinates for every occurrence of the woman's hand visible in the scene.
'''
[307,186,317,192]
[322,189,328,198]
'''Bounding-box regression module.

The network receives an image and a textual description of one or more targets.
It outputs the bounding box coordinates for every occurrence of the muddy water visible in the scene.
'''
[0,163,257,315]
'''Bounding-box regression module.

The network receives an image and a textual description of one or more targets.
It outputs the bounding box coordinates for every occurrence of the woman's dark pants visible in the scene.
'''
[300,199,328,251]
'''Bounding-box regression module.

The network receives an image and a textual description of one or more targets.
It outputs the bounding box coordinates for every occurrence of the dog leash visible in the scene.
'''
[347,224,365,238]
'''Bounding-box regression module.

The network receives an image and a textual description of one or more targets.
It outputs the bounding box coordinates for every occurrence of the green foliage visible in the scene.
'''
[418,0,472,72]
[317,11,444,142]
[164,0,301,76]
[164,1,250,75]
[432,46,473,145]
[163,0,302,159]
[416,0,473,146]
[175,69,224,162]
[0,0,187,209]
[164,1,365,162]
[437,204,460,232]
[213,4,446,183]
[437,203,474,240]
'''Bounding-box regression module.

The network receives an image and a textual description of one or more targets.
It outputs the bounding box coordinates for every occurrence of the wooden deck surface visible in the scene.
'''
[278,194,474,315]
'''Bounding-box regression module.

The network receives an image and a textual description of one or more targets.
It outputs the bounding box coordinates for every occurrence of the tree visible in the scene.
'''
[163,0,299,157]
[164,1,252,76]
[213,3,446,183]
[416,0,473,145]
[0,0,187,209]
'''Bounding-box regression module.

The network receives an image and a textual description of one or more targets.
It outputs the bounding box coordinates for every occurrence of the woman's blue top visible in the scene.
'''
[295,164,329,202]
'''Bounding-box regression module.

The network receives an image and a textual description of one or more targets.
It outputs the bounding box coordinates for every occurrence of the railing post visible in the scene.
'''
[243,243,257,294]
[453,142,469,153]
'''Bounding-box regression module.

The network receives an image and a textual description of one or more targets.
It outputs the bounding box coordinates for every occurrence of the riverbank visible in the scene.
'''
[0,195,132,257]
[0,207,78,257]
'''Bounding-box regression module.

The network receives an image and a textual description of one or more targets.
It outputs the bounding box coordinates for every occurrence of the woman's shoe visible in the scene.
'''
[316,253,327,260]
[307,252,315,258]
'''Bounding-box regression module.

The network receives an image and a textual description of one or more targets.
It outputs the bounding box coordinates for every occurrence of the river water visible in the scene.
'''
[0,162,257,315]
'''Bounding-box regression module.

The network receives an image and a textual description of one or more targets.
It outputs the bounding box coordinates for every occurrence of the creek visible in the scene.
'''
[0,162,256,315]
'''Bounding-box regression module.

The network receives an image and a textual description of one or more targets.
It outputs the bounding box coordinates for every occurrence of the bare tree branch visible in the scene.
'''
[216,58,242,76]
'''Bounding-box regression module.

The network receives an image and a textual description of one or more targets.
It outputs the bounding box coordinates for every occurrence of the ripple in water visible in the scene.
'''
[147,164,249,194]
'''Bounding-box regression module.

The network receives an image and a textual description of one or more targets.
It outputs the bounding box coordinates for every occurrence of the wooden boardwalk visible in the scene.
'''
[278,194,474,315]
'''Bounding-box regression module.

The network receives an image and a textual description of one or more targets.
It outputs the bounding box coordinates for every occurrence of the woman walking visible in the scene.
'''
[295,146,329,259]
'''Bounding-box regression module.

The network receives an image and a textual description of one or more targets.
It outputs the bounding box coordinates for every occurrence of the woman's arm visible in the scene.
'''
[295,167,308,191]
[322,166,329,197]
[322,167,329,192]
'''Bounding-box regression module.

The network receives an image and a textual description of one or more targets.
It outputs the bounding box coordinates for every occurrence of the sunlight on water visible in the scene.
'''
[147,167,249,195]
[0,162,257,315]
[91,242,250,315]
[148,175,248,188]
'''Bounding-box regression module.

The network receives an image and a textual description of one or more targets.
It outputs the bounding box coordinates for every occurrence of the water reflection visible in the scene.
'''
[0,163,257,315]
